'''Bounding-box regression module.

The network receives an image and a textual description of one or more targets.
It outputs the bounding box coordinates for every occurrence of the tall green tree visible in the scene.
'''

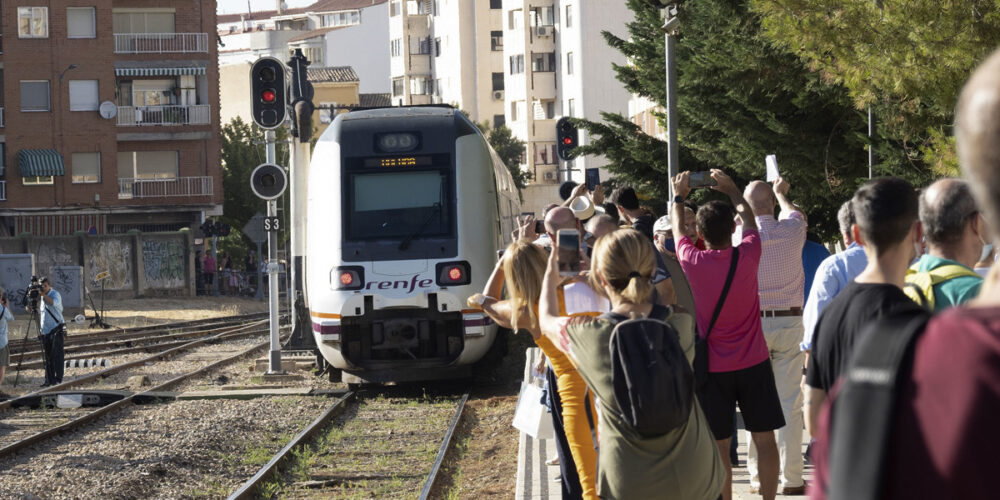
[577,0,928,238]
[751,1,1000,175]
[465,112,531,194]
[219,117,290,258]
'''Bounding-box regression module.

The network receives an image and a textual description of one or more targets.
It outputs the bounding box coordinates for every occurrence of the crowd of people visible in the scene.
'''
[470,48,1000,499]
[194,249,259,297]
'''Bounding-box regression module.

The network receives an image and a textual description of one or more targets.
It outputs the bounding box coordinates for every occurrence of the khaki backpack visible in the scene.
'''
[903,264,980,310]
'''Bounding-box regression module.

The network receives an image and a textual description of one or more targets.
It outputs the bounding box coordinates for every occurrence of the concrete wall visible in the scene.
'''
[0,231,195,300]
[325,2,391,93]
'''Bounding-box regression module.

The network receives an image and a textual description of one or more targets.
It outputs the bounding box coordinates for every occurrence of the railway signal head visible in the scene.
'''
[250,57,287,129]
[251,163,288,200]
[556,117,579,161]
[199,220,214,237]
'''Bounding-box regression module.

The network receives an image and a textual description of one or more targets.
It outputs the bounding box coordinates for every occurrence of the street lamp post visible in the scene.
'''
[54,64,78,205]
[663,5,680,205]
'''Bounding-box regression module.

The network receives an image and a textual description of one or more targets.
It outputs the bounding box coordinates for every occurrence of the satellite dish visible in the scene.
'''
[99,101,118,119]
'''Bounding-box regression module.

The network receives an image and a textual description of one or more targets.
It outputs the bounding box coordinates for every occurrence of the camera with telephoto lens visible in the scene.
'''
[24,276,43,312]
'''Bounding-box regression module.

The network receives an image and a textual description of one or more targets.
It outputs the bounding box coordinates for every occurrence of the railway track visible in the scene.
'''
[229,388,470,499]
[6,312,272,359]
[0,322,288,460]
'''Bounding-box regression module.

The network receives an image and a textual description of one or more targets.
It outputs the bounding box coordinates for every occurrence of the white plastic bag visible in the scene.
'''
[512,381,555,439]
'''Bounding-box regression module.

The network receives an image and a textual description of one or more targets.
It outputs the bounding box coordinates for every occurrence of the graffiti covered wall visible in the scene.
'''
[141,237,186,289]
[86,238,134,290]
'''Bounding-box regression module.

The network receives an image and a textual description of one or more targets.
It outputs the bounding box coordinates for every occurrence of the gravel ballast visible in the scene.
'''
[0,397,331,498]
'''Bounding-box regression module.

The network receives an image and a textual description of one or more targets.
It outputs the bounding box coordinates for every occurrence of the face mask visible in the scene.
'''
[981,243,995,264]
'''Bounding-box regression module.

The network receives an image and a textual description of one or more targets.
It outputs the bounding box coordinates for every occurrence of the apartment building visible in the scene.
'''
[388,0,505,125]
[502,0,633,214]
[0,2,222,236]
[218,0,389,124]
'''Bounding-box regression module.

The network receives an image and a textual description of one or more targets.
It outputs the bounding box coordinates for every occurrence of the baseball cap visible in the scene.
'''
[653,215,672,234]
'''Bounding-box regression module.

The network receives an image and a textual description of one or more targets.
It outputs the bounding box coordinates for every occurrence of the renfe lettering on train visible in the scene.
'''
[363,275,435,294]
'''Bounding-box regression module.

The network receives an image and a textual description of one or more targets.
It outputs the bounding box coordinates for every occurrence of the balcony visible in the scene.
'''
[116,105,210,127]
[114,33,209,54]
[118,176,213,200]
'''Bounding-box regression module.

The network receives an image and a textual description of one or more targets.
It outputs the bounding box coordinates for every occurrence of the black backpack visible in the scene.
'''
[603,304,695,436]
[826,309,931,500]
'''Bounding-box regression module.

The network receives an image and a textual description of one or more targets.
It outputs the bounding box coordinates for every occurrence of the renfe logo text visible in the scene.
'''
[363,274,434,294]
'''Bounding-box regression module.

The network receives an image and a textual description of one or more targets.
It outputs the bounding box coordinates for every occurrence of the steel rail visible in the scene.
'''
[227,391,358,500]
[6,312,272,354]
[12,316,286,369]
[0,319,270,411]
[419,391,470,500]
[0,332,287,460]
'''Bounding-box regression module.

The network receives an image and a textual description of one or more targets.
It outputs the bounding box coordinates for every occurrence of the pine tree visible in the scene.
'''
[577,0,931,239]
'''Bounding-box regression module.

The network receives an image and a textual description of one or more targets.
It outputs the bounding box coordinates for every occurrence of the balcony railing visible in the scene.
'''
[114,33,209,53]
[0,181,6,201]
[118,176,213,199]
[116,105,210,126]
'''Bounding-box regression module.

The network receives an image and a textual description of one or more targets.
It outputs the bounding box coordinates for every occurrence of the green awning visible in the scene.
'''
[115,67,206,77]
[18,149,65,177]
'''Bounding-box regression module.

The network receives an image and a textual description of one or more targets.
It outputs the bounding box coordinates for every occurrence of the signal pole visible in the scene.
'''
[286,49,316,351]
[264,130,280,374]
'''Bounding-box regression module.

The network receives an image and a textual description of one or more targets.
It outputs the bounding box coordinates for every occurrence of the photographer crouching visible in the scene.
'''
[35,277,65,387]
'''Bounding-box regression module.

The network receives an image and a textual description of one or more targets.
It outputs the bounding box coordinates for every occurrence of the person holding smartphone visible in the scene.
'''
[0,290,14,397]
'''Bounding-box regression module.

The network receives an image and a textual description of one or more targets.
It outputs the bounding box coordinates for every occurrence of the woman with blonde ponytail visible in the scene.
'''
[539,229,725,500]
[468,238,600,500]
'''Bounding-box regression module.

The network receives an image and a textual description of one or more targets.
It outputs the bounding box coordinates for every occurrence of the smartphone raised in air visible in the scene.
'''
[688,171,718,188]
[556,229,582,276]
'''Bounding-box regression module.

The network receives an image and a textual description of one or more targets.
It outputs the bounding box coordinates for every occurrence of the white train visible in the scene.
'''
[305,107,520,384]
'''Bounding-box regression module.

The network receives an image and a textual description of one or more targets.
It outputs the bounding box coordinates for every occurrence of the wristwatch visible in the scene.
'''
[673,195,685,204]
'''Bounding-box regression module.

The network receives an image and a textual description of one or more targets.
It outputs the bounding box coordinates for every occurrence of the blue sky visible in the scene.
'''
[217,0,315,15]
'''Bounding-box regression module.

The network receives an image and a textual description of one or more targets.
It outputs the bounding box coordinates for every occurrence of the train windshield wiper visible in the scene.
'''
[398,202,442,251]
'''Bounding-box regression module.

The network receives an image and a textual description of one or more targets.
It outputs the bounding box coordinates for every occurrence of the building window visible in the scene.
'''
[567,98,575,118]
[67,7,97,38]
[390,38,402,57]
[112,11,175,33]
[511,101,518,122]
[18,7,49,38]
[531,6,554,26]
[392,78,404,96]
[566,52,574,75]
[509,54,524,75]
[117,151,178,179]
[72,152,101,183]
[322,11,360,27]
[534,143,557,165]
[434,37,441,57]
[413,37,432,55]
[390,0,401,16]
[20,81,50,112]
[491,30,503,51]
[492,73,505,92]
[532,52,556,72]
[411,77,433,95]
[509,9,522,30]
[69,80,99,111]
[546,101,556,119]
[302,47,323,65]
[493,114,505,128]
[23,176,54,185]
[565,5,573,28]
[490,0,502,9]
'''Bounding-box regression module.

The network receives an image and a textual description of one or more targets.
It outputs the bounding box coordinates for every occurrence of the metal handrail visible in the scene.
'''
[113,33,209,53]
[117,176,213,199]
[116,105,210,126]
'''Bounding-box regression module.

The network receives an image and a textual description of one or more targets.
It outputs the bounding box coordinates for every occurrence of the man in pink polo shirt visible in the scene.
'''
[744,177,807,496]
[672,170,784,500]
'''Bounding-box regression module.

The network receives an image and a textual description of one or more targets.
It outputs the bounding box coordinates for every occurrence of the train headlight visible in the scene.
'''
[333,266,365,291]
[376,133,420,153]
[435,261,471,286]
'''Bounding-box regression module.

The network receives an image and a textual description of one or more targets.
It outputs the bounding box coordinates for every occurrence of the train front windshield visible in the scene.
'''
[346,168,451,241]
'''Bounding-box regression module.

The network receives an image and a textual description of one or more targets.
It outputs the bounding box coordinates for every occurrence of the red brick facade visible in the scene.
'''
[0,1,221,236]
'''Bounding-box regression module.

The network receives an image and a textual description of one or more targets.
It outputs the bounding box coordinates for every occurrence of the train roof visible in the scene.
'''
[340,106,456,122]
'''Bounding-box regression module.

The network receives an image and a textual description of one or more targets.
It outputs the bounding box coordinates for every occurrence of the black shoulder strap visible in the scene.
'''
[706,247,739,339]
[828,310,930,500]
